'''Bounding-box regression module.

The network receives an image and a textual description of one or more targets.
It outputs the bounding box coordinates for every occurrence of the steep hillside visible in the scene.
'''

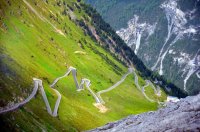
[85,0,200,95]
[0,0,167,131]
[89,93,200,132]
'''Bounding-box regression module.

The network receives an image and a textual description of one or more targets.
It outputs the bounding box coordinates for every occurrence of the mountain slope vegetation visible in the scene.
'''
[85,0,200,95]
[0,0,167,131]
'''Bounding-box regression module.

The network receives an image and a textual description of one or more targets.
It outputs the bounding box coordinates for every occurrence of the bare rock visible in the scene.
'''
[88,94,200,132]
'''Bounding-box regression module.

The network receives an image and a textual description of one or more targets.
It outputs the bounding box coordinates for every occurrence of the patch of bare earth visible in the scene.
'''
[93,103,108,113]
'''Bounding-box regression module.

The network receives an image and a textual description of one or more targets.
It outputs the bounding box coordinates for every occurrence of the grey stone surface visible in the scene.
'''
[88,94,200,132]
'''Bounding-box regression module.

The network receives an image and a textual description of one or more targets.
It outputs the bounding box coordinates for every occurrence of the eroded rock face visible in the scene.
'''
[88,94,200,132]
[85,0,200,95]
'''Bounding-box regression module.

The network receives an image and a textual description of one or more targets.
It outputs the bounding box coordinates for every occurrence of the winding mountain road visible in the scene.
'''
[0,67,100,116]
[142,80,163,103]
[97,68,134,104]
[141,81,155,102]
[0,78,61,117]
[50,66,101,103]
[0,66,161,115]
[97,67,160,104]
[147,80,161,97]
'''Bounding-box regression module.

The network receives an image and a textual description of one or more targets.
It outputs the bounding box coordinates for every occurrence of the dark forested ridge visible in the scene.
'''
[85,0,200,95]
[79,3,187,98]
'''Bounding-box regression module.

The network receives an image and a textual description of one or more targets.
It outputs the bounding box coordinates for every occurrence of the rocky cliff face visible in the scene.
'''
[85,0,200,95]
[88,93,200,132]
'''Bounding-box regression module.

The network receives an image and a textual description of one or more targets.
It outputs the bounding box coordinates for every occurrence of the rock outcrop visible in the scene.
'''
[88,94,200,132]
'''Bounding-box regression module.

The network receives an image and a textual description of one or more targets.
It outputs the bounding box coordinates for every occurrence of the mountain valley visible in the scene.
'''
[85,0,200,95]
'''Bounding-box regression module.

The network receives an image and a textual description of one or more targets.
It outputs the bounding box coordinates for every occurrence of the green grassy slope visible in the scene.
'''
[0,0,166,131]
